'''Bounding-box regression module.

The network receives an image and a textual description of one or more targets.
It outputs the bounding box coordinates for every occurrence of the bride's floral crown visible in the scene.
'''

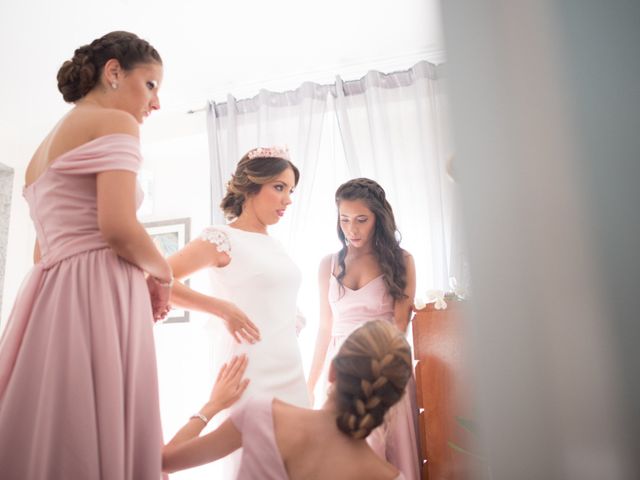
[247,146,290,160]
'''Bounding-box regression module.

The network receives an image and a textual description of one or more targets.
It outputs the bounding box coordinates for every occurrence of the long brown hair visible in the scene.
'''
[332,320,412,439]
[334,178,407,300]
[220,148,300,221]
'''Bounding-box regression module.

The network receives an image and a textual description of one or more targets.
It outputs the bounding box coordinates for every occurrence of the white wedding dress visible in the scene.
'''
[201,225,309,410]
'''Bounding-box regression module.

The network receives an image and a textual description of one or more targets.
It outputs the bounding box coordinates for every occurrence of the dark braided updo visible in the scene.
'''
[335,178,407,300]
[220,148,300,221]
[332,320,412,439]
[57,31,162,103]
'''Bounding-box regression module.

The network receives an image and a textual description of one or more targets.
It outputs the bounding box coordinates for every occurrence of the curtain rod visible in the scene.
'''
[186,78,337,115]
[185,59,442,114]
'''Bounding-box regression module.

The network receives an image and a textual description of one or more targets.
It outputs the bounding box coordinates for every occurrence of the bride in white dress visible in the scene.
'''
[166,147,308,473]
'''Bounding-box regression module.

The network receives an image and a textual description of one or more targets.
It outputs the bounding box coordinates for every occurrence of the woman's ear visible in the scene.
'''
[103,58,123,87]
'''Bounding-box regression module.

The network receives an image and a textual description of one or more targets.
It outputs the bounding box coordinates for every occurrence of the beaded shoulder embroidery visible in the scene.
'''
[200,227,231,257]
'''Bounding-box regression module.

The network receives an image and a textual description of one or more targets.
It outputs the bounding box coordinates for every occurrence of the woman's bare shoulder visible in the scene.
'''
[26,107,137,183]
[319,253,334,266]
[318,252,339,274]
[48,107,139,149]
[87,107,139,138]
[272,398,306,416]
[401,248,413,258]
[360,453,401,480]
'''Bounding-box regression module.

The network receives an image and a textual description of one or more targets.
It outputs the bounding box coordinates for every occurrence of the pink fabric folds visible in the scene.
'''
[0,134,163,479]
[231,396,290,479]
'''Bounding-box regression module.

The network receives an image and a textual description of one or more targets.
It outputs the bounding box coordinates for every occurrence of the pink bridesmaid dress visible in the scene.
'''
[320,255,421,480]
[231,396,406,480]
[0,134,163,479]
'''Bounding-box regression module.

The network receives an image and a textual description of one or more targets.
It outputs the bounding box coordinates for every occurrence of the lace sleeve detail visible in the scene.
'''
[199,227,231,257]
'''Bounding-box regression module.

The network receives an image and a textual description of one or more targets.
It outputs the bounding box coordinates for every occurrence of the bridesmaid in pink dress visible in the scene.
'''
[161,320,411,480]
[307,178,420,480]
[0,31,172,479]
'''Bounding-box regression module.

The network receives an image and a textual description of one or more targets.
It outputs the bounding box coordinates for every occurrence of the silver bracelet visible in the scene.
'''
[189,412,208,425]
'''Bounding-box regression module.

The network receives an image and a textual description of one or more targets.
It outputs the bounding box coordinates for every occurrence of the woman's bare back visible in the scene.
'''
[25,106,137,187]
[272,400,400,480]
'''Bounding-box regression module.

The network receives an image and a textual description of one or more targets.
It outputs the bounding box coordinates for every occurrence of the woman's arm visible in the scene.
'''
[97,171,173,320]
[162,356,249,473]
[167,239,260,343]
[169,235,230,281]
[163,419,242,474]
[95,113,171,283]
[393,252,416,333]
[97,170,172,283]
[306,255,334,403]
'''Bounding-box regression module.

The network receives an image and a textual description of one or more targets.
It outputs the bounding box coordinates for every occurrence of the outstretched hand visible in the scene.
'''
[219,300,261,344]
[206,355,250,414]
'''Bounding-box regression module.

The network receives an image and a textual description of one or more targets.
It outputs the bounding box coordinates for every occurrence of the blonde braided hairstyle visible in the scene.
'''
[332,320,412,439]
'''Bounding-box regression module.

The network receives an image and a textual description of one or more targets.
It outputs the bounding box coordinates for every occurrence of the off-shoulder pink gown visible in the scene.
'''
[0,134,163,479]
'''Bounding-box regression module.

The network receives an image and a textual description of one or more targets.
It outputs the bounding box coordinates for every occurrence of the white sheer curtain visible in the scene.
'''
[334,61,455,292]
[206,61,457,309]
[206,61,460,335]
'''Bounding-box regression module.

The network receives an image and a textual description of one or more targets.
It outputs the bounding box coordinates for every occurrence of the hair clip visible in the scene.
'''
[247,146,290,160]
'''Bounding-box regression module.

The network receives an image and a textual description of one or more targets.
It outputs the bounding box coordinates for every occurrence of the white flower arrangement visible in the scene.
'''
[414,277,469,311]
[414,296,427,310]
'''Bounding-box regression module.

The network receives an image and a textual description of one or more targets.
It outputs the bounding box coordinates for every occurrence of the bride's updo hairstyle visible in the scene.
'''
[221,147,300,221]
[332,320,412,440]
[57,31,162,103]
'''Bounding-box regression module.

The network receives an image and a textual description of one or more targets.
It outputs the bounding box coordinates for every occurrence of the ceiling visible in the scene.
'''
[0,0,444,166]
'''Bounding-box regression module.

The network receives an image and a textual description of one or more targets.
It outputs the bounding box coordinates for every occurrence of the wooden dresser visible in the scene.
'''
[412,299,479,480]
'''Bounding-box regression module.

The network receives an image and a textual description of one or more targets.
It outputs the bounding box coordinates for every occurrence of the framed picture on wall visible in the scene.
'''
[143,217,191,323]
